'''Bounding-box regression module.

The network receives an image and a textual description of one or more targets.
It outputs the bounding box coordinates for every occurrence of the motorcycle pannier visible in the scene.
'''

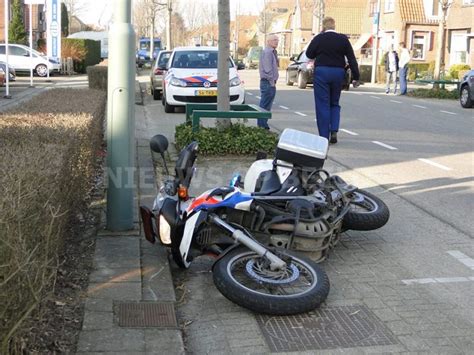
[275,129,328,168]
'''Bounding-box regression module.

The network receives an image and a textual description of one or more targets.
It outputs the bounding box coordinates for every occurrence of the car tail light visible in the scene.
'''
[307,60,314,70]
[154,68,163,75]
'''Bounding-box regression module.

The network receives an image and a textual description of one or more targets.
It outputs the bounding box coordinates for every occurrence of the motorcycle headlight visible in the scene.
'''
[158,214,172,245]
[170,77,188,87]
[230,76,241,87]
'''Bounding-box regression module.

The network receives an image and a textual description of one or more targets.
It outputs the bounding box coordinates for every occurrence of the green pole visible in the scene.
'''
[106,0,136,231]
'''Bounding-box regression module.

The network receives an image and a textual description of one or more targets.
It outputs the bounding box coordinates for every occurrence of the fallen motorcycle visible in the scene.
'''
[227,128,390,261]
[140,135,330,315]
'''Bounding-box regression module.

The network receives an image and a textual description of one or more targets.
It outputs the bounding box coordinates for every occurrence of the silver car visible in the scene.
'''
[459,69,473,108]
[150,50,171,100]
[0,61,16,81]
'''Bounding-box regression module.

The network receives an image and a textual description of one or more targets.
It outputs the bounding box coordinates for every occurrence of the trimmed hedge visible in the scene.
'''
[407,88,459,100]
[175,123,278,155]
[87,65,108,91]
[62,38,101,73]
[0,89,106,353]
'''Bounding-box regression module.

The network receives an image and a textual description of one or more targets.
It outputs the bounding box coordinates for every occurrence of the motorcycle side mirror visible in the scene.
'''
[150,134,170,176]
[150,134,168,154]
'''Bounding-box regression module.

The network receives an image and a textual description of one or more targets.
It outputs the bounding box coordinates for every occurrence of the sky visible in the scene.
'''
[75,0,263,28]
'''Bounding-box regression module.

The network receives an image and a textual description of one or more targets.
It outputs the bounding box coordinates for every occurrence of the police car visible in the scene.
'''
[162,46,245,113]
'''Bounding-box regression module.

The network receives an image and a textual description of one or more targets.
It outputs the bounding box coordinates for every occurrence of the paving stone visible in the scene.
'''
[84,298,114,313]
[82,311,114,330]
[89,267,142,283]
[397,335,431,352]
[87,282,141,300]
[77,329,145,352]
[144,329,185,354]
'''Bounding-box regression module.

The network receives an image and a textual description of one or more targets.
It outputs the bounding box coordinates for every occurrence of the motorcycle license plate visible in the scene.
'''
[195,90,217,96]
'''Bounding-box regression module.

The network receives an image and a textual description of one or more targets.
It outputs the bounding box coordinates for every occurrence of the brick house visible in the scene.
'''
[445,0,474,68]
[0,0,45,46]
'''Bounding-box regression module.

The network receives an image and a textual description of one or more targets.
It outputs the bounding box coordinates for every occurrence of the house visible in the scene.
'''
[445,0,474,68]
[230,15,259,57]
[0,0,45,46]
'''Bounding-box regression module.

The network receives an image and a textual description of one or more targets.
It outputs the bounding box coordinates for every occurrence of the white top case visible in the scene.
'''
[277,129,328,160]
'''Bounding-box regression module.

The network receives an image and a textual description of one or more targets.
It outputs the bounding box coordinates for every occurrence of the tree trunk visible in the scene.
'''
[433,0,450,89]
[217,0,231,130]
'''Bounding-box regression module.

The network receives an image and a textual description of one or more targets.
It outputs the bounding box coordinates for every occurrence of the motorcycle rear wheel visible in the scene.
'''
[213,247,329,315]
[342,189,390,231]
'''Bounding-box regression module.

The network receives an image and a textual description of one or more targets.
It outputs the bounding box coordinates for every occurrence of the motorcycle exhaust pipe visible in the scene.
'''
[208,214,286,271]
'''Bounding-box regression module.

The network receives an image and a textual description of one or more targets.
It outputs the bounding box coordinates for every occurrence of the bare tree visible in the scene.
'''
[217,0,231,129]
[63,0,87,33]
[433,0,453,86]
[202,2,218,46]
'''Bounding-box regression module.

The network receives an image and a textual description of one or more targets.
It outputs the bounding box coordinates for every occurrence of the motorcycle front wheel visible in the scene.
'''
[342,189,390,231]
[213,247,329,315]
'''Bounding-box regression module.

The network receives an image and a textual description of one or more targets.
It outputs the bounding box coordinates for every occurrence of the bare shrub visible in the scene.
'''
[0,89,106,353]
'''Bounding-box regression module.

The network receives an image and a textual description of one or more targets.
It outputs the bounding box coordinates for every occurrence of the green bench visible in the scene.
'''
[415,79,461,90]
[185,103,272,133]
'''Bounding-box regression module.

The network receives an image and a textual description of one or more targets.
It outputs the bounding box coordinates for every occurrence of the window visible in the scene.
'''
[171,51,233,69]
[450,33,468,64]
[385,0,395,12]
[462,0,474,5]
[412,35,426,60]
[369,0,378,16]
[10,46,28,56]
[0,46,5,54]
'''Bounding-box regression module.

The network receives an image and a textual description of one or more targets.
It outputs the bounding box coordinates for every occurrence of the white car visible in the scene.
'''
[0,44,60,77]
[162,46,245,113]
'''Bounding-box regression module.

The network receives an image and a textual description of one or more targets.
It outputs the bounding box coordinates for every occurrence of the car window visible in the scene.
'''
[10,46,28,56]
[158,52,171,67]
[171,50,232,69]
[0,46,5,54]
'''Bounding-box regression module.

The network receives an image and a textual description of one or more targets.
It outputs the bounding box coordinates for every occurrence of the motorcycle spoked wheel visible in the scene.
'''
[342,189,390,231]
[213,247,330,315]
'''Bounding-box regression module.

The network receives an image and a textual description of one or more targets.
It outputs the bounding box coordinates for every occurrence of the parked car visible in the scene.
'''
[459,69,473,108]
[243,46,262,69]
[150,50,171,100]
[0,61,16,81]
[0,68,5,86]
[162,46,245,113]
[285,49,351,90]
[0,44,60,77]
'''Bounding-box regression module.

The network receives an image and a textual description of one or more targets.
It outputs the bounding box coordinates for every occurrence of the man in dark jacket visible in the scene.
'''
[306,17,360,144]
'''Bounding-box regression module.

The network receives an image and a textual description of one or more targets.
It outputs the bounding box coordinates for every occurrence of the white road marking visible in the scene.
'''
[256,96,261,99]
[418,158,452,171]
[447,250,474,270]
[370,96,381,100]
[402,277,474,285]
[295,111,307,117]
[372,141,398,150]
[279,105,289,109]
[440,110,456,115]
[390,100,402,103]
[340,128,359,136]
[413,104,427,109]
[247,92,253,96]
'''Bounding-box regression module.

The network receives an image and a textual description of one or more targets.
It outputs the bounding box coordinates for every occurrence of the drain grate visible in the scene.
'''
[256,305,398,352]
[117,302,177,328]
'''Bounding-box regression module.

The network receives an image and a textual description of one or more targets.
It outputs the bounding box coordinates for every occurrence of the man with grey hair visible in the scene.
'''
[306,17,360,143]
[258,34,279,130]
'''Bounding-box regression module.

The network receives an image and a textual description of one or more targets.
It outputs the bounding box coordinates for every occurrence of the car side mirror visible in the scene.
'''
[237,62,245,70]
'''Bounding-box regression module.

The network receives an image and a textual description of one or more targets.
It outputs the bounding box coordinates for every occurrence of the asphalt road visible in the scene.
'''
[240,70,474,238]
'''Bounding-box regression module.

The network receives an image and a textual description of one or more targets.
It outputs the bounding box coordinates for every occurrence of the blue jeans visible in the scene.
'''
[258,79,276,128]
[399,66,408,95]
[313,66,345,139]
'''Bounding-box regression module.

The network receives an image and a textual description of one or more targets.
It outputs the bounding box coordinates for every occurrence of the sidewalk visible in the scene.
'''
[76,81,185,354]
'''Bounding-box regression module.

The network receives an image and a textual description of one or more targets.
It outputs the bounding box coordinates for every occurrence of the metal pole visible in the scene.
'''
[106,0,136,231]
[4,0,11,98]
[166,0,172,50]
[29,2,33,87]
[370,0,382,84]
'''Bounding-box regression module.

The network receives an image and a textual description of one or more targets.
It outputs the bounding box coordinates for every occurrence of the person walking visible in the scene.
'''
[398,42,411,95]
[258,34,279,130]
[384,46,399,94]
[306,17,360,144]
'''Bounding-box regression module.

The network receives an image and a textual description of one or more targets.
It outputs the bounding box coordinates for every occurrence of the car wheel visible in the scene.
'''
[35,64,48,77]
[460,85,473,108]
[153,87,161,100]
[297,72,307,89]
[285,71,294,86]
[164,95,175,113]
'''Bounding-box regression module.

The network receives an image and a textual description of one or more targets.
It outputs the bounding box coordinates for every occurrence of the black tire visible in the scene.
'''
[285,71,294,86]
[342,189,390,231]
[153,87,161,100]
[213,247,330,315]
[460,85,472,108]
[164,95,175,113]
[297,72,307,89]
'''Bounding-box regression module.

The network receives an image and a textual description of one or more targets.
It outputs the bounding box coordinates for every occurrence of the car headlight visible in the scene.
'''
[170,77,188,87]
[230,77,241,87]
[158,214,171,245]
